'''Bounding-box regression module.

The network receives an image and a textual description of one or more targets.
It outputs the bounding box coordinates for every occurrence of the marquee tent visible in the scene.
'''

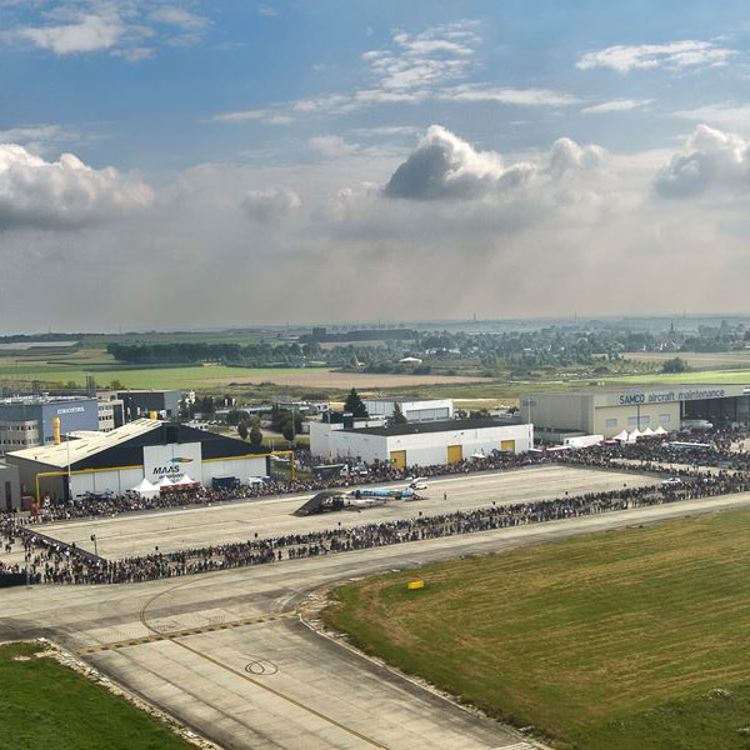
[131,477,159,498]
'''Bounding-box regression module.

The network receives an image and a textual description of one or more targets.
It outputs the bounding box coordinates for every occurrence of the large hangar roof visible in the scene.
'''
[6,418,265,470]
[346,418,513,437]
[7,418,161,468]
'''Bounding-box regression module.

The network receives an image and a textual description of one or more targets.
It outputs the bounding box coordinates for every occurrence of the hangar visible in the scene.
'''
[313,418,533,467]
[5,418,270,503]
[527,384,750,440]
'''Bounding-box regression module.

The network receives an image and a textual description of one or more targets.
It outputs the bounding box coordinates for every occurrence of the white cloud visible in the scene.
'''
[257,4,279,17]
[149,6,209,32]
[0,124,82,154]
[287,21,580,116]
[211,108,293,125]
[19,11,123,54]
[309,135,360,158]
[291,20,490,115]
[351,126,421,141]
[672,103,750,132]
[383,124,604,201]
[0,143,153,230]
[213,19,578,122]
[654,124,750,197]
[242,186,301,222]
[581,98,654,114]
[10,2,211,59]
[577,40,737,74]
[446,84,580,107]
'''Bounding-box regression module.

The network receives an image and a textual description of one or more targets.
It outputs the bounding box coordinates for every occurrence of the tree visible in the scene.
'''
[109,379,125,390]
[344,388,368,418]
[391,403,408,424]
[237,422,249,440]
[662,357,689,374]
[249,424,263,449]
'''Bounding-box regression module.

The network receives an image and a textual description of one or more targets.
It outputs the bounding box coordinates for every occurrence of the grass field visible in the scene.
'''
[0,360,492,393]
[608,368,750,386]
[324,509,750,750]
[625,351,750,369]
[0,641,193,750]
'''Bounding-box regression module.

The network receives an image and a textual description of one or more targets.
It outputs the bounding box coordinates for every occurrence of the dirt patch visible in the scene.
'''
[214,371,493,389]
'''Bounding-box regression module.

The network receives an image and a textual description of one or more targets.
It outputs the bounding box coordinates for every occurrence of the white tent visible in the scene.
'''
[654,425,669,436]
[131,477,159,498]
[613,429,629,443]
[174,474,197,486]
[156,475,174,489]
[641,426,655,437]
[628,428,642,443]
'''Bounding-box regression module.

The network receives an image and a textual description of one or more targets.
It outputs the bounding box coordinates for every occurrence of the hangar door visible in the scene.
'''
[447,444,463,464]
[390,450,407,469]
[500,439,516,453]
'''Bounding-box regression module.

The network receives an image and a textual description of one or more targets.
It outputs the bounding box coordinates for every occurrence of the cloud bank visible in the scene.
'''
[0,144,153,230]
[384,125,604,201]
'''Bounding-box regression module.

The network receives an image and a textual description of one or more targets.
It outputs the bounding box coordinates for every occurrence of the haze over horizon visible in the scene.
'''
[2,1,750,331]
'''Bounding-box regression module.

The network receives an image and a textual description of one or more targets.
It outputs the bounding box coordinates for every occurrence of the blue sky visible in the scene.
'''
[1,1,750,330]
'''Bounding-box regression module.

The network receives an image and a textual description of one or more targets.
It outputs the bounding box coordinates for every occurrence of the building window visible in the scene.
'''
[628,416,650,427]
[660,414,671,424]
[605,418,618,428]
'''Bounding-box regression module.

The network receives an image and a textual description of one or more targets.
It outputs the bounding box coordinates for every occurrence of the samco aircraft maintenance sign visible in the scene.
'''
[143,442,203,482]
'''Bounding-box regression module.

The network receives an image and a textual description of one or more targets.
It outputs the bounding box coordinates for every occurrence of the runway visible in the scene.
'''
[30,465,655,560]
[4,471,747,749]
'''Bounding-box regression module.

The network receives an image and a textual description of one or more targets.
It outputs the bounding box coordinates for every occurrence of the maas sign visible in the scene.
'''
[143,442,203,483]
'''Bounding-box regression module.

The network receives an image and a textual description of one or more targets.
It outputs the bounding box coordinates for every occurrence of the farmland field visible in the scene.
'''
[625,351,750,369]
[325,509,750,750]
[0,359,491,392]
[607,368,750,386]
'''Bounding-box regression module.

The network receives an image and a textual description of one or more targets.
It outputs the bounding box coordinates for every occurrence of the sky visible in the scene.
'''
[2,0,750,332]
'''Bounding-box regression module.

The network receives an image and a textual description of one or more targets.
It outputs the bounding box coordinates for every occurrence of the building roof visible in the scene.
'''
[363,397,449,404]
[6,418,161,468]
[345,418,512,437]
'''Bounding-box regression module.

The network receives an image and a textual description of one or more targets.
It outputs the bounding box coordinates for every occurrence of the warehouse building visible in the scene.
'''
[312,418,533,467]
[0,461,21,511]
[362,397,453,423]
[99,389,183,421]
[0,396,99,454]
[6,419,270,502]
[527,384,750,440]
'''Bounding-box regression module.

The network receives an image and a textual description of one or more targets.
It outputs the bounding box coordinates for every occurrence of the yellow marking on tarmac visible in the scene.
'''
[76,611,296,655]
[136,578,391,750]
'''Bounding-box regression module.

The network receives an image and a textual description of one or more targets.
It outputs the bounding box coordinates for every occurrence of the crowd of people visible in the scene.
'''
[4,426,750,585]
[20,449,555,524]
[7,466,750,585]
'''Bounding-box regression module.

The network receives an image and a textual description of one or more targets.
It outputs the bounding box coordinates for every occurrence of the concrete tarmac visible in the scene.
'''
[5,477,749,749]
[26,465,655,560]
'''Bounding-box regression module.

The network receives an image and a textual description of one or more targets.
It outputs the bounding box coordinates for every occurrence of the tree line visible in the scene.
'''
[107,342,305,365]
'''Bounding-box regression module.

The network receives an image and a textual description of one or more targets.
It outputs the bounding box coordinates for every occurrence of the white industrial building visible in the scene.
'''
[311,418,533,468]
[363,397,453,423]
[527,383,750,440]
[6,419,270,502]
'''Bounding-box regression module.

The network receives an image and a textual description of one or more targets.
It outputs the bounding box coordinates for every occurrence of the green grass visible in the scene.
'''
[607,368,750,386]
[0,363,331,390]
[0,642,194,750]
[324,509,750,750]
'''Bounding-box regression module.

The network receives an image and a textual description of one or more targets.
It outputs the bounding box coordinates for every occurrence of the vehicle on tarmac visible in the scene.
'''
[662,476,682,486]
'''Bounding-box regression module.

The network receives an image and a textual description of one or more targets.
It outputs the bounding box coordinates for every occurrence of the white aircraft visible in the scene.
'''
[347,495,390,509]
[345,479,429,506]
